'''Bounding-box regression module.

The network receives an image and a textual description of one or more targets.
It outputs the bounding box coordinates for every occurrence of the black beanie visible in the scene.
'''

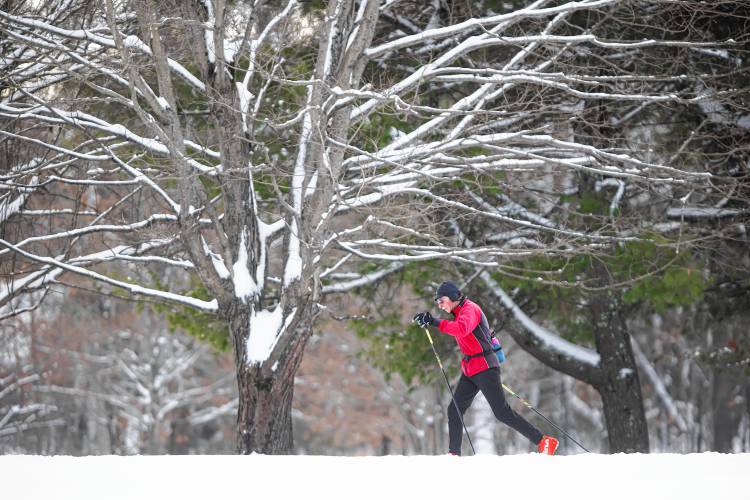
[435,281,462,302]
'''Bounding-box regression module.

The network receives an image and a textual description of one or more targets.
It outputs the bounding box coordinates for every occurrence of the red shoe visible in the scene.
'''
[538,435,559,455]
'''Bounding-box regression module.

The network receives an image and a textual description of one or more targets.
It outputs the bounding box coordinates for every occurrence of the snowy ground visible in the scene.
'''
[3,453,748,500]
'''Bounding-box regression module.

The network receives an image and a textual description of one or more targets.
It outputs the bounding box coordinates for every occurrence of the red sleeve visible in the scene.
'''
[438,305,480,339]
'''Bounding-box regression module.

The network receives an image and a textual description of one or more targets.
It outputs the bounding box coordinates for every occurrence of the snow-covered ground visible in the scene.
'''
[3,453,748,500]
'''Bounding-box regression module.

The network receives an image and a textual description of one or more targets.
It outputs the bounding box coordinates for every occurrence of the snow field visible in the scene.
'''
[2,452,748,500]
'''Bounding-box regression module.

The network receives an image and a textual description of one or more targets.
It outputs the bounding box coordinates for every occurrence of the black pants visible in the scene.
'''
[448,367,543,455]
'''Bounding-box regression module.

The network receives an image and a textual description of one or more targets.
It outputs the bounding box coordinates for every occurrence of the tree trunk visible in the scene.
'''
[590,292,650,453]
[711,318,746,452]
[596,377,650,453]
[227,302,313,454]
[235,363,295,454]
[712,370,744,452]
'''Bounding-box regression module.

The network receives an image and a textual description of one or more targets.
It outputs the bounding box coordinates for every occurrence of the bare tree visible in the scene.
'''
[37,326,237,454]
[1,316,64,451]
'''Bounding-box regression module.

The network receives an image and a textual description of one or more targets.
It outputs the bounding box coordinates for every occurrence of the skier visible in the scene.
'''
[413,280,559,456]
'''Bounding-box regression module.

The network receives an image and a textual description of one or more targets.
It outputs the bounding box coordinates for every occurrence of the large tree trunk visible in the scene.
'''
[235,363,295,454]
[227,301,314,454]
[590,292,650,453]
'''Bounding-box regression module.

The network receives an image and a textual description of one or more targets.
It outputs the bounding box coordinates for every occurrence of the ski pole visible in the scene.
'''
[501,382,590,453]
[422,327,476,455]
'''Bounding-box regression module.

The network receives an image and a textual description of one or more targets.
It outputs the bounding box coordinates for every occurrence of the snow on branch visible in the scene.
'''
[0,104,216,176]
[631,337,688,432]
[482,273,601,367]
[335,239,539,265]
[321,263,404,294]
[0,9,207,91]
[0,238,218,312]
[595,178,626,217]
[0,214,178,259]
[365,0,617,58]
[666,207,748,220]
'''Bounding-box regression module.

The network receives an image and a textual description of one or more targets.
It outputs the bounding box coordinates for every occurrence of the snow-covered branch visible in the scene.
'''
[0,238,217,312]
[631,337,688,433]
[481,273,601,368]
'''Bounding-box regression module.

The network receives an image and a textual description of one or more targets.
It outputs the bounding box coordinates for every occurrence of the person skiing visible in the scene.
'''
[413,280,559,456]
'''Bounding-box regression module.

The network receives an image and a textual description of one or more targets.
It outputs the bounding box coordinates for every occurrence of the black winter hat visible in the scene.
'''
[435,281,462,302]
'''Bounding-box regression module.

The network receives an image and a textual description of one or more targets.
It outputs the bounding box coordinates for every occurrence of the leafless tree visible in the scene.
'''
[1,318,64,451]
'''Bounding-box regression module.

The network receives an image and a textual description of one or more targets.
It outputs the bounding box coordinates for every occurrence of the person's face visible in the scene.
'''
[436,296,457,313]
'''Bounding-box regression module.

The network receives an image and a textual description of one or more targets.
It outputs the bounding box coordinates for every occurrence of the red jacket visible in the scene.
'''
[437,298,499,377]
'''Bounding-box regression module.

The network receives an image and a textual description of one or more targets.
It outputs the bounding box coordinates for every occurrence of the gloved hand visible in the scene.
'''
[412,311,439,328]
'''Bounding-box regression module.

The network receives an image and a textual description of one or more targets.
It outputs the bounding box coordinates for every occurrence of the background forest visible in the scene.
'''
[1,0,748,455]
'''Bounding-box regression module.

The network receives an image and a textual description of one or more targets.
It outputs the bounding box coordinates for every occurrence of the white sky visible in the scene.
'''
[3,453,748,500]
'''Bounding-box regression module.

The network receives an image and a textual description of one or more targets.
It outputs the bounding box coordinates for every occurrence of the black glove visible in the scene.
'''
[412,311,439,328]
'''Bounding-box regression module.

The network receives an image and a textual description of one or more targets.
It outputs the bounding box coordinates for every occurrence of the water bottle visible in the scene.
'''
[491,336,505,363]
